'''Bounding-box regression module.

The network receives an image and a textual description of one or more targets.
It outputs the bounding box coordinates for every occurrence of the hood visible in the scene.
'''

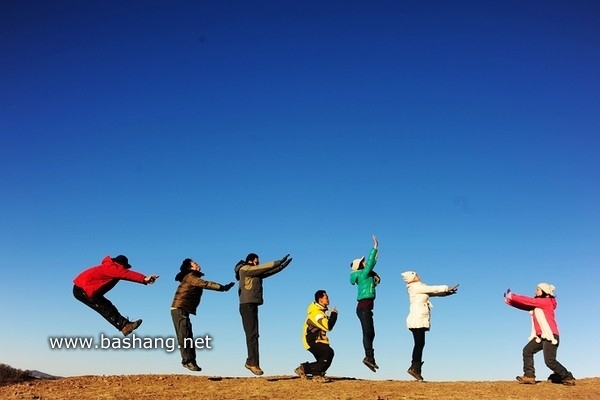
[175,269,204,282]
[234,260,246,281]
[102,256,115,266]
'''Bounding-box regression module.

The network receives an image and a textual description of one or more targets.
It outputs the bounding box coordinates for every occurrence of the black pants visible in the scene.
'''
[302,342,335,376]
[239,303,260,366]
[73,285,128,331]
[523,335,574,380]
[171,308,195,364]
[410,327,427,366]
[356,308,375,356]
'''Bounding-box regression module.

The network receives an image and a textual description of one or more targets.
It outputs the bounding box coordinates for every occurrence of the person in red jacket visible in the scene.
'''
[504,283,576,386]
[73,255,159,336]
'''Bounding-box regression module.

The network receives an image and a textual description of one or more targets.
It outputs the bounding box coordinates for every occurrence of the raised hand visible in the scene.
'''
[279,254,290,264]
[281,257,293,268]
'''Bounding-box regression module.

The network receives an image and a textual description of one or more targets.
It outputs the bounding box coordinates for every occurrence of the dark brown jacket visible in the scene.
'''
[171,270,222,315]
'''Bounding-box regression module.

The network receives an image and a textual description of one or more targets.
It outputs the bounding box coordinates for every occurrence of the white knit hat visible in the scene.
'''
[401,271,417,283]
[538,282,556,296]
[351,257,365,271]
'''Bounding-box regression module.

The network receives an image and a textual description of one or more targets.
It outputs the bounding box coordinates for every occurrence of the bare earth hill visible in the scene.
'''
[2,374,599,400]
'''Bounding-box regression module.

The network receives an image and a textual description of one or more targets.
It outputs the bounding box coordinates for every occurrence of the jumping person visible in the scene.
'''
[73,255,158,336]
[401,270,458,381]
[349,235,380,372]
[171,258,234,372]
[234,252,293,375]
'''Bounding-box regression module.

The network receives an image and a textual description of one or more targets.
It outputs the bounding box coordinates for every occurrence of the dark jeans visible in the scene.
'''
[356,308,375,356]
[410,327,427,366]
[73,285,128,331]
[171,308,195,364]
[239,303,260,366]
[302,342,335,376]
[523,335,574,380]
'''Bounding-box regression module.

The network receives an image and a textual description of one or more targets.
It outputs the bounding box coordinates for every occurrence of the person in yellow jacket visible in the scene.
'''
[294,290,338,382]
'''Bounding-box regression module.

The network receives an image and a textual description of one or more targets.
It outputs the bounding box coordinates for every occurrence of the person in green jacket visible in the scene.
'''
[349,235,380,372]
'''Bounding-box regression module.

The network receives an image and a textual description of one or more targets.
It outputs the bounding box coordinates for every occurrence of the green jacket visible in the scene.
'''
[349,247,378,301]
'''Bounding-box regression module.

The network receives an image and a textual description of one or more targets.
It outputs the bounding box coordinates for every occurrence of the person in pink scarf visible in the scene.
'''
[504,283,576,386]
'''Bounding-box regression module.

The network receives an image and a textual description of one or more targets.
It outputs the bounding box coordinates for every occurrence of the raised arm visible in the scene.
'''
[360,236,379,277]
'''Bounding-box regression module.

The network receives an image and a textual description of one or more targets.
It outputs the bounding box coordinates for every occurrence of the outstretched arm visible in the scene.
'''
[414,283,452,296]
[361,235,379,276]
[262,254,293,278]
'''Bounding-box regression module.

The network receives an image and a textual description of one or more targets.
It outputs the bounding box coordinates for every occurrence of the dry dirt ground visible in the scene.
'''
[2,375,599,400]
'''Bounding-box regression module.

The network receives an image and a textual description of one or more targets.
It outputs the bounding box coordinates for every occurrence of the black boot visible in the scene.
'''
[362,349,379,372]
[407,361,424,381]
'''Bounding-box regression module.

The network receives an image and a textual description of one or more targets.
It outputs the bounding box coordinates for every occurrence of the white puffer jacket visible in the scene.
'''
[405,281,449,329]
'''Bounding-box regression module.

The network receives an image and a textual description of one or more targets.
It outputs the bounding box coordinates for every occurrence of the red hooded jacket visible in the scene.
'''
[506,293,560,336]
[73,256,146,298]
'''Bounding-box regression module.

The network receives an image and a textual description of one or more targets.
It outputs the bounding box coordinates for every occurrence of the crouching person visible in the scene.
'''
[294,290,338,382]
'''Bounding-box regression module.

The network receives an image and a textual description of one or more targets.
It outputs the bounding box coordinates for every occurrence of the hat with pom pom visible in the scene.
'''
[401,271,418,283]
[537,282,555,296]
[350,256,365,271]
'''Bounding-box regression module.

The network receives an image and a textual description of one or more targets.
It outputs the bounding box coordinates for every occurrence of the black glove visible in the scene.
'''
[274,254,290,267]
[281,257,292,268]
[373,272,381,285]
[220,282,235,292]
[447,284,459,294]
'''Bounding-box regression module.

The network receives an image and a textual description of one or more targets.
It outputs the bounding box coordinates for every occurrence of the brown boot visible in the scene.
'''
[294,365,307,379]
[516,375,536,384]
[407,362,424,381]
[121,319,142,336]
[244,363,264,376]
[363,357,378,372]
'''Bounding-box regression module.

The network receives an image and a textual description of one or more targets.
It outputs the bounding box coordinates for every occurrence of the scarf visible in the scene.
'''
[529,308,558,345]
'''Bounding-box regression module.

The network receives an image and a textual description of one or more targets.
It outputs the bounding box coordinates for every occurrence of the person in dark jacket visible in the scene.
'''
[171,258,234,372]
[73,255,159,336]
[234,252,292,375]
[349,235,380,372]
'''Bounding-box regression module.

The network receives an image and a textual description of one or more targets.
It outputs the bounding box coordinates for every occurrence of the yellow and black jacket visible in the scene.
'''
[302,301,338,349]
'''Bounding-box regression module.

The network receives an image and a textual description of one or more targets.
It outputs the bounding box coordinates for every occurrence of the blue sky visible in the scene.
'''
[1,0,598,381]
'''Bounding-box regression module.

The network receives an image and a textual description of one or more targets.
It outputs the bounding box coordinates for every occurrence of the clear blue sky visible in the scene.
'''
[1,0,598,381]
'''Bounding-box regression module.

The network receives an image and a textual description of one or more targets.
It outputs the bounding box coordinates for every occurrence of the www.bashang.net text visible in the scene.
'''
[48,334,212,353]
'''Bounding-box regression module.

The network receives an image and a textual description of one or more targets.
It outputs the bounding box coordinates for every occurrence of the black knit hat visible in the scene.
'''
[112,255,132,269]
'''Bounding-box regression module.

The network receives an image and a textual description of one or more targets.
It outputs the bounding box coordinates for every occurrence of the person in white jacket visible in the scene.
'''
[401,271,459,381]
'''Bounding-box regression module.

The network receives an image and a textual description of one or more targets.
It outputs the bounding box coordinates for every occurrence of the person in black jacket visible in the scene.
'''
[171,258,234,372]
